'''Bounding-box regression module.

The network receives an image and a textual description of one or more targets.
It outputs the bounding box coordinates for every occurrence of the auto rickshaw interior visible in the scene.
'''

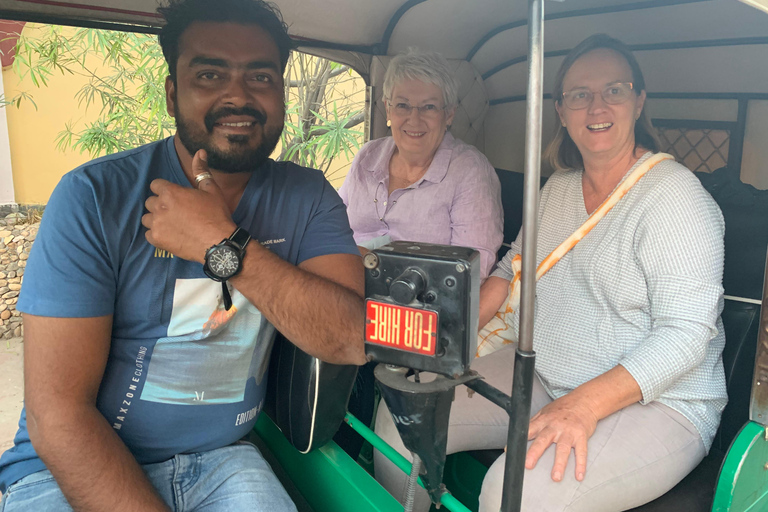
[0,0,766,510]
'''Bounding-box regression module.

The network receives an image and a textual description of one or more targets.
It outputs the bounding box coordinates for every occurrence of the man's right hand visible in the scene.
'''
[143,149,236,264]
[23,314,171,512]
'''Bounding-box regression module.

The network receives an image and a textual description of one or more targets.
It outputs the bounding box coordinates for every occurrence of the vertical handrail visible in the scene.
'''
[500,0,544,510]
[519,0,544,358]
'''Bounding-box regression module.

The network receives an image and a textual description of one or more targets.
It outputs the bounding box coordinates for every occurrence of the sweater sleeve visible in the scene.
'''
[619,170,725,403]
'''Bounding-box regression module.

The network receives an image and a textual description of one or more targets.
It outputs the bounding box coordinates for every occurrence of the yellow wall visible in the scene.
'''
[2,25,99,204]
[1,24,366,204]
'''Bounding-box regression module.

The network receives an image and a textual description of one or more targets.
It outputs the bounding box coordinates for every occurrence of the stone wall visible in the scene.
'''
[0,212,38,339]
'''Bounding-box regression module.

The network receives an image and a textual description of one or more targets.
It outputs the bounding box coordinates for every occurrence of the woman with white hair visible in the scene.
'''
[339,48,503,279]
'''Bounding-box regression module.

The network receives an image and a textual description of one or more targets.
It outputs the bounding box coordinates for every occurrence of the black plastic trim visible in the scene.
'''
[482,37,768,81]
[379,0,428,55]
[0,9,159,33]
[466,0,708,61]
[728,98,749,173]
[291,37,380,54]
[490,92,768,106]
[651,119,738,130]
[647,92,768,100]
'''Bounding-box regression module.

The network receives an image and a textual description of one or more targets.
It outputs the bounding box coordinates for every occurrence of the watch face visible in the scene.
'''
[208,245,240,279]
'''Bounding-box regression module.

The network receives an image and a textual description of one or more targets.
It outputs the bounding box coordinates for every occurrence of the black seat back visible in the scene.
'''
[695,168,768,301]
[263,332,358,453]
[494,168,547,258]
[714,299,761,452]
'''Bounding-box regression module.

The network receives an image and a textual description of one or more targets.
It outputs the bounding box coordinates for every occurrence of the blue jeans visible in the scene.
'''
[0,442,297,512]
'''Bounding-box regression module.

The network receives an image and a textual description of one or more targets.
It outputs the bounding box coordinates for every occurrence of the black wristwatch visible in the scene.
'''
[203,227,251,310]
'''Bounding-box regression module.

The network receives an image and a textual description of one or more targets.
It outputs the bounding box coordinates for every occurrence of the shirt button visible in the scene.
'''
[383,201,387,206]
[379,217,383,221]
[374,199,378,203]
[393,201,397,204]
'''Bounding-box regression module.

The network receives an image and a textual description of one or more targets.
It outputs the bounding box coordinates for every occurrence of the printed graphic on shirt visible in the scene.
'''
[140,279,273,405]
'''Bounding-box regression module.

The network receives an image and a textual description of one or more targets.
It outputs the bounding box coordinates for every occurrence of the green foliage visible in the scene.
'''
[5,24,365,177]
[11,25,174,156]
[280,52,365,176]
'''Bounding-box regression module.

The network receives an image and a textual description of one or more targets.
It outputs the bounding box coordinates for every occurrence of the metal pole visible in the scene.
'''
[500,0,544,509]
[518,0,544,355]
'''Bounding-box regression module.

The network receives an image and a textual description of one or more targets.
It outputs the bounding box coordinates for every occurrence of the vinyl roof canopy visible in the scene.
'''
[0,0,766,100]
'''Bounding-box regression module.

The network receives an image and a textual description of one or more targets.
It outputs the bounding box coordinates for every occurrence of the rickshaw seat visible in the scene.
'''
[494,168,547,259]
[626,297,760,511]
[262,331,358,454]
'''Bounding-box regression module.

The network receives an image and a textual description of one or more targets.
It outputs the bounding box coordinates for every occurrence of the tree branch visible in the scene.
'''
[277,110,364,162]
[310,111,365,136]
[287,65,349,88]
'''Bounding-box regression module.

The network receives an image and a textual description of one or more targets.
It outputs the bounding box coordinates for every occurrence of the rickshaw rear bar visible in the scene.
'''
[465,378,513,412]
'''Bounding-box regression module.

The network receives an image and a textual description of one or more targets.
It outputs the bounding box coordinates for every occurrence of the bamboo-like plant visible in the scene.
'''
[4,24,365,179]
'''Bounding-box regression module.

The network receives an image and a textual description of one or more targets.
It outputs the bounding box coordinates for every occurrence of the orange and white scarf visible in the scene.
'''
[475,153,674,358]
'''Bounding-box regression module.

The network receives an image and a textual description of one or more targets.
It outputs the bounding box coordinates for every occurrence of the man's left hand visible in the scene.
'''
[142,149,235,263]
[525,394,598,483]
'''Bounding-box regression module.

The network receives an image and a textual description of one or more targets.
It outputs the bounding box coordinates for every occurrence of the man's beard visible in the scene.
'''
[174,104,283,174]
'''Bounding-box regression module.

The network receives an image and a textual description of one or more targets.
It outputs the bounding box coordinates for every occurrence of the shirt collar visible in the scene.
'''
[420,131,455,185]
[366,131,456,187]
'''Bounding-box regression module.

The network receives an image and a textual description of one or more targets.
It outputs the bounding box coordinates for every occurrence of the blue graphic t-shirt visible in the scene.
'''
[0,137,358,492]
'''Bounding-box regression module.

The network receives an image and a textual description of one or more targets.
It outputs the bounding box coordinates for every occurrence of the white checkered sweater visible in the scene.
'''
[492,152,728,450]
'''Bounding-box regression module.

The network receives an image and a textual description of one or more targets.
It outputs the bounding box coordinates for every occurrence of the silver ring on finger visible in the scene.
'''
[194,172,213,187]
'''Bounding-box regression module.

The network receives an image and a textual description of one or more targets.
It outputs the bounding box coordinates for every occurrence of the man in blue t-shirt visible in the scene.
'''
[0,0,366,511]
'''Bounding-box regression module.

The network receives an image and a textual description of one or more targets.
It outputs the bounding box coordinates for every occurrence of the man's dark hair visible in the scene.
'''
[158,0,293,81]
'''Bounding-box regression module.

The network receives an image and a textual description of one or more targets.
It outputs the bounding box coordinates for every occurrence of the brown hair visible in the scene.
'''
[544,34,660,171]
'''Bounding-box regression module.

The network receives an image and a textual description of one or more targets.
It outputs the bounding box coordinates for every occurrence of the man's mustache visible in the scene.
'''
[204,107,267,132]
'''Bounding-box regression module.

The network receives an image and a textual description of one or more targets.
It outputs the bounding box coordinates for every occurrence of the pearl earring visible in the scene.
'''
[387,120,391,127]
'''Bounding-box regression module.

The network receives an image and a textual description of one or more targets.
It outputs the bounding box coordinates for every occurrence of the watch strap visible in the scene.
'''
[222,281,233,311]
[229,227,251,251]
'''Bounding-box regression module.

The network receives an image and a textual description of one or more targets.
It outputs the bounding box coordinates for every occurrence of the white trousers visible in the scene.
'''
[374,345,706,512]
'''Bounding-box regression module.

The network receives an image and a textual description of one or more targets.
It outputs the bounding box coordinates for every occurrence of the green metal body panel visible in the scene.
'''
[252,414,402,512]
[342,413,472,512]
[713,421,768,512]
[255,413,768,512]
[438,452,489,512]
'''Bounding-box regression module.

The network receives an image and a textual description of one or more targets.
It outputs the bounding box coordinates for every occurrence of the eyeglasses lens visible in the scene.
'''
[392,103,443,119]
[563,83,633,110]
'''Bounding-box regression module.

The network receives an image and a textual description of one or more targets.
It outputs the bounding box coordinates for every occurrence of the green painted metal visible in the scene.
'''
[344,412,473,512]
[439,452,490,512]
[253,414,402,512]
[713,421,768,511]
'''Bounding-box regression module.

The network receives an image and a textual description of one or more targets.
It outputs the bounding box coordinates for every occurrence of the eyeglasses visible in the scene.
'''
[561,82,635,110]
[388,101,446,119]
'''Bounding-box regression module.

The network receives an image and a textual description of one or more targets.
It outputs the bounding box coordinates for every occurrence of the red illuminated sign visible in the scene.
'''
[365,300,438,356]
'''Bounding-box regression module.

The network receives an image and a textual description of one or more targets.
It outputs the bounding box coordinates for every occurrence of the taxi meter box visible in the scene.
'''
[363,241,480,377]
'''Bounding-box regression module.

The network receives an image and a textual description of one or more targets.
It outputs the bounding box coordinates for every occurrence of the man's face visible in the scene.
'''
[166,22,285,173]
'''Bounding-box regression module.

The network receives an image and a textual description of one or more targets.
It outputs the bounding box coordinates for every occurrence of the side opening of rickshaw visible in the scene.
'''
[0,0,766,510]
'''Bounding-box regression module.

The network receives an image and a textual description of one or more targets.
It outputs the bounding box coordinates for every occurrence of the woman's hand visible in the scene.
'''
[522,365,642,483]
[525,393,598,483]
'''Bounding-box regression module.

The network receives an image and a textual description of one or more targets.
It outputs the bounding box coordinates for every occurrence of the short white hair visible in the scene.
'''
[383,48,459,109]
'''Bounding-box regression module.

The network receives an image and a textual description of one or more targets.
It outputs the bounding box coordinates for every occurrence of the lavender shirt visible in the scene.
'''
[338,132,503,278]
